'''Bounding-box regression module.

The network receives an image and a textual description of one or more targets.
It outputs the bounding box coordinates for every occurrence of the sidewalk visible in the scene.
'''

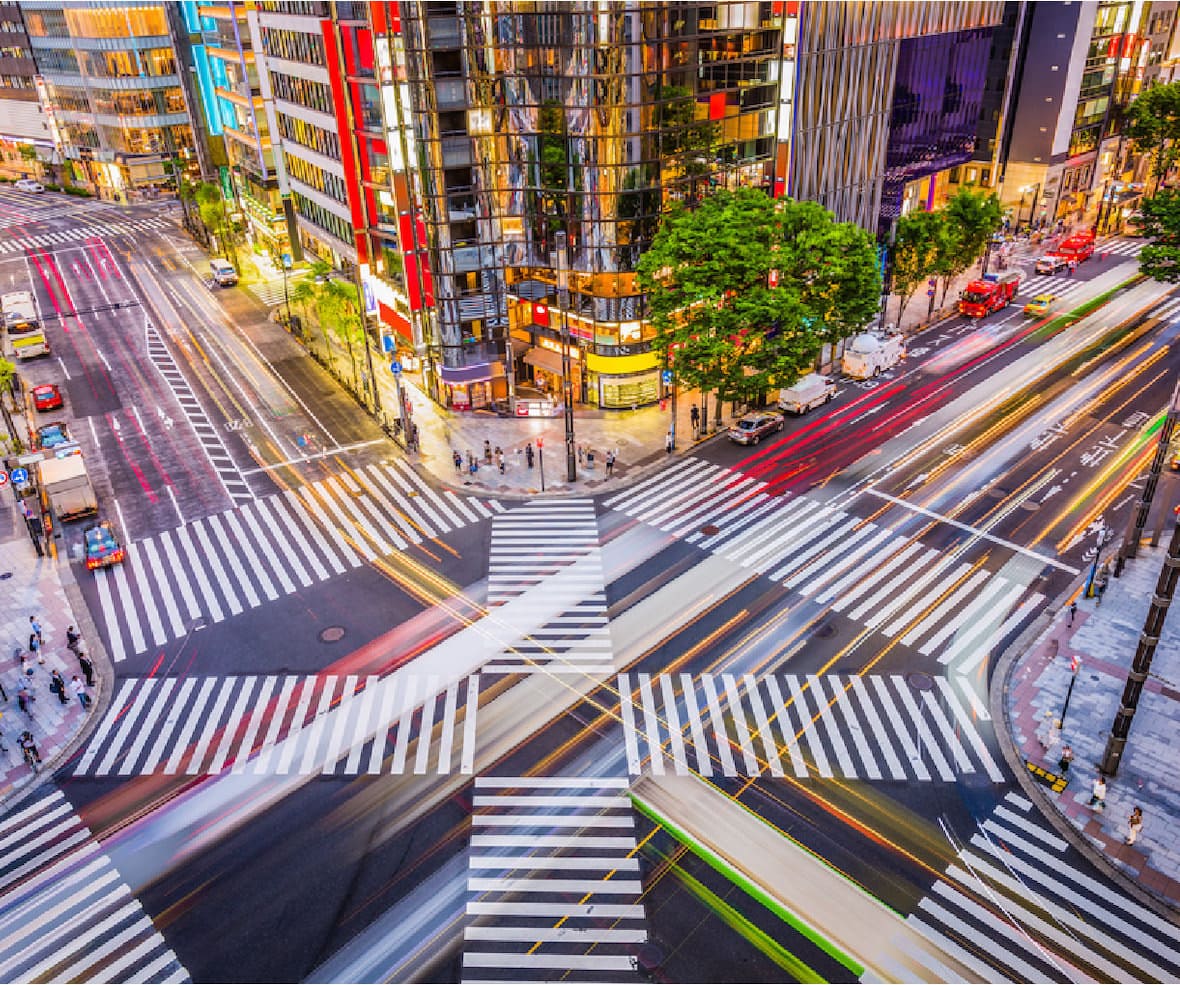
[0,493,99,805]
[1001,534,1180,912]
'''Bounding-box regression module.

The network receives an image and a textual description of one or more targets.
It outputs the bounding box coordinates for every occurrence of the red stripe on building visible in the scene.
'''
[321,18,367,262]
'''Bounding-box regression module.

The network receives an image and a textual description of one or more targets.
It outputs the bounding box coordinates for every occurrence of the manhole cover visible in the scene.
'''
[906,671,935,692]
[320,626,346,643]
[700,524,720,536]
[813,622,836,638]
[987,487,1007,498]
[635,943,665,973]
[1021,500,1041,510]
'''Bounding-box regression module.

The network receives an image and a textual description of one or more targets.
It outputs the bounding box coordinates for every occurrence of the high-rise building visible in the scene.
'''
[0,2,55,179]
[190,0,298,260]
[22,0,200,200]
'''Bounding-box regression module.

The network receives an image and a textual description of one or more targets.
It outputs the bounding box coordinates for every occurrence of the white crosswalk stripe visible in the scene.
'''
[483,499,613,675]
[902,792,1180,983]
[618,671,1005,782]
[0,788,190,983]
[72,673,479,776]
[245,280,289,307]
[93,464,501,660]
[1016,273,1090,299]
[0,217,170,252]
[605,460,1045,672]
[462,776,647,984]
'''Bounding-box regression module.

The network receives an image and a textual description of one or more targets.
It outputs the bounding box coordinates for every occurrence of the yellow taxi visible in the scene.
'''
[1023,293,1056,317]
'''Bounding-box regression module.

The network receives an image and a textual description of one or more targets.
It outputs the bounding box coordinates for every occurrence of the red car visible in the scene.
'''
[32,384,63,411]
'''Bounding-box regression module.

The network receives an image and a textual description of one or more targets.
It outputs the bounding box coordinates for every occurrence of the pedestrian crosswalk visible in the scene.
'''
[146,323,254,507]
[93,463,503,661]
[245,279,289,307]
[462,776,647,984]
[0,787,190,983]
[0,217,171,253]
[901,791,1180,983]
[484,500,612,676]
[1016,273,1091,301]
[604,460,1045,678]
[618,671,1004,782]
[72,672,480,776]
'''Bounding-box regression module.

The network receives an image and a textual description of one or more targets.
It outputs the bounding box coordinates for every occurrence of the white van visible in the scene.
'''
[778,373,836,415]
[841,332,905,380]
[15,179,44,193]
[209,259,238,286]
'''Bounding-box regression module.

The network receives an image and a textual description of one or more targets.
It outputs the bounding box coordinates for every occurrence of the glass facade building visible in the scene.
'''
[22,0,198,197]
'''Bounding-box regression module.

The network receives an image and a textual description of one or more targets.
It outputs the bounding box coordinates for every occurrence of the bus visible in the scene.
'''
[1,290,49,359]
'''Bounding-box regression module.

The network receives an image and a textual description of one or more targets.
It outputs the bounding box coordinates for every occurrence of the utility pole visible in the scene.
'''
[1115,379,1179,576]
[554,231,577,483]
[1099,511,1180,776]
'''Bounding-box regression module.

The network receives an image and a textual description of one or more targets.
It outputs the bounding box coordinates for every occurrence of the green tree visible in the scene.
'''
[638,188,880,420]
[195,181,238,265]
[1134,187,1180,281]
[1125,81,1180,193]
[941,186,1003,297]
[0,356,19,451]
[890,210,944,321]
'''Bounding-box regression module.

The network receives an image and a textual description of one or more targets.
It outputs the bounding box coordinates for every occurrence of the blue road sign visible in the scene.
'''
[382,334,394,353]
[390,359,402,376]
[281,252,293,270]
[661,369,673,385]
[10,467,29,484]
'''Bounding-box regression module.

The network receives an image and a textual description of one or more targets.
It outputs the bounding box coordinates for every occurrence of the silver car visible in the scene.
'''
[727,410,784,446]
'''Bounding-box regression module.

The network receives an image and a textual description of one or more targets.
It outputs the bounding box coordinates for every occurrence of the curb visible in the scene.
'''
[989,575,1180,920]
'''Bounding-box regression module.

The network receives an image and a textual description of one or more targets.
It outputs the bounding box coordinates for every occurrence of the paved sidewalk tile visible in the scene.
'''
[1005,535,1180,909]
[0,497,95,803]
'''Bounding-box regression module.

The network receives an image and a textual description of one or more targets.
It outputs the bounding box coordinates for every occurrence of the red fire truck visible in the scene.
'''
[958,271,1022,318]
[1049,230,1096,263]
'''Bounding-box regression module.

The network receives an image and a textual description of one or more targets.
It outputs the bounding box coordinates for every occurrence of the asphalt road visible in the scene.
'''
[3,187,1177,985]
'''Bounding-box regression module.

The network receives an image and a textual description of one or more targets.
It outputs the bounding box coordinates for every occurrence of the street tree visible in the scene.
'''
[637,188,880,424]
[194,181,239,265]
[940,186,1003,300]
[1125,81,1180,192]
[290,260,334,357]
[1133,187,1180,281]
[890,210,944,323]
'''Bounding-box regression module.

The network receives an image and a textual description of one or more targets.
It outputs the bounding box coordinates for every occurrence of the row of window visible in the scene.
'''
[293,191,354,248]
[259,27,325,67]
[0,74,34,90]
[285,152,348,204]
[276,111,340,158]
[26,6,169,39]
[257,1,327,16]
[81,48,177,79]
[92,88,186,117]
[269,70,333,116]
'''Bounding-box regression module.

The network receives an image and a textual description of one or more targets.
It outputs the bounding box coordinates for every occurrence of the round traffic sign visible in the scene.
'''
[389,359,402,375]
[0,471,8,487]
[10,467,28,484]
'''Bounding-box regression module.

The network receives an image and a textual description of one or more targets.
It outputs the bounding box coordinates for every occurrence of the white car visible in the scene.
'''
[14,179,45,193]
[1035,255,1067,274]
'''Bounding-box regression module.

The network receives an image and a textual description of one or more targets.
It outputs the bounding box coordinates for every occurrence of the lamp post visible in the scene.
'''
[1060,653,1082,729]
[554,231,577,483]
[1084,525,1113,598]
[537,436,545,492]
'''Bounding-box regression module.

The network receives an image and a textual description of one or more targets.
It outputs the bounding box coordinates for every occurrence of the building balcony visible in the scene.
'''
[29,34,173,51]
[38,70,181,91]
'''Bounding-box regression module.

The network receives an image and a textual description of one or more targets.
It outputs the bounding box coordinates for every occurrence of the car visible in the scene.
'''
[14,178,45,193]
[36,420,69,449]
[83,520,125,570]
[1171,452,1180,472]
[1035,255,1067,274]
[31,383,64,411]
[727,410,784,446]
[1023,293,1056,316]
[209,258,238,286]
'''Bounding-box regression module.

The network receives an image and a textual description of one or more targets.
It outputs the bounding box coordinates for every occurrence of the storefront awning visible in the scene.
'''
[438,361,504,384]
[523,346,570,376]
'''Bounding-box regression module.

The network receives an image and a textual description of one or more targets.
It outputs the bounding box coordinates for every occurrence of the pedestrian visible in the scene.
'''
[77,651,95,688]
[525,442,535,469]
[483,439,492,465]
[496,448,505,474]
[1041,718,1062,756]
[1126,806,1144,845]
[577,444,584,466]
[28,633,42,663]
[665,430,674,454]
[18,729,40,770]
[1068,600,1077,625]
[49,669,68,705]
[70,675,91,711]
[605,449,615,477]
[30,616,43,647]
[1088,774,1107,810]
[690,403,700,438]
[453,449,463,474]
[1067,260,1076,276]
[66,625,82,652]
[1095,577,1108,606]
[1058,743,1074,773]
[17,685,35,716]
[20,653,35,678]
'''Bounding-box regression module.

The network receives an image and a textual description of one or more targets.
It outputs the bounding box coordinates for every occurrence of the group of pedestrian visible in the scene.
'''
[452,439,618,479]
[1085,776,1146,846]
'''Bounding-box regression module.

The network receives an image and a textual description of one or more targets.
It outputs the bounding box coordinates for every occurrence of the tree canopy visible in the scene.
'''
[1125,81,1180,191]
[1134,187,1180,281]
[637,188,880,406]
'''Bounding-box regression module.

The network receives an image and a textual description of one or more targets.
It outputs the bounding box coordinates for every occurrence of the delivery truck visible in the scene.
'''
[778,373,837,414]
[39,454,98,521]
[841,332,906,379]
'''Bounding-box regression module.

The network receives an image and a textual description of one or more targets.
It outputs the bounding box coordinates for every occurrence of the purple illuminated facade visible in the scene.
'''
[879,27,994,234]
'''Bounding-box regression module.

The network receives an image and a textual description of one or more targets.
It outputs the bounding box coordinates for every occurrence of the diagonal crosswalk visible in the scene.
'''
[902,792,1180,983]
[462,776,647,984]
[0,217,172,252]
[0,788,190,983]
[619,671,1004,782]
[94,463,503,661]
[72,672,480,776]
[604,461,1044,676]
[483,500,613,676]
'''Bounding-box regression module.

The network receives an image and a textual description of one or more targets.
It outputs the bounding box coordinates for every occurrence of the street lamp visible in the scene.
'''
[553,231,577,483]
